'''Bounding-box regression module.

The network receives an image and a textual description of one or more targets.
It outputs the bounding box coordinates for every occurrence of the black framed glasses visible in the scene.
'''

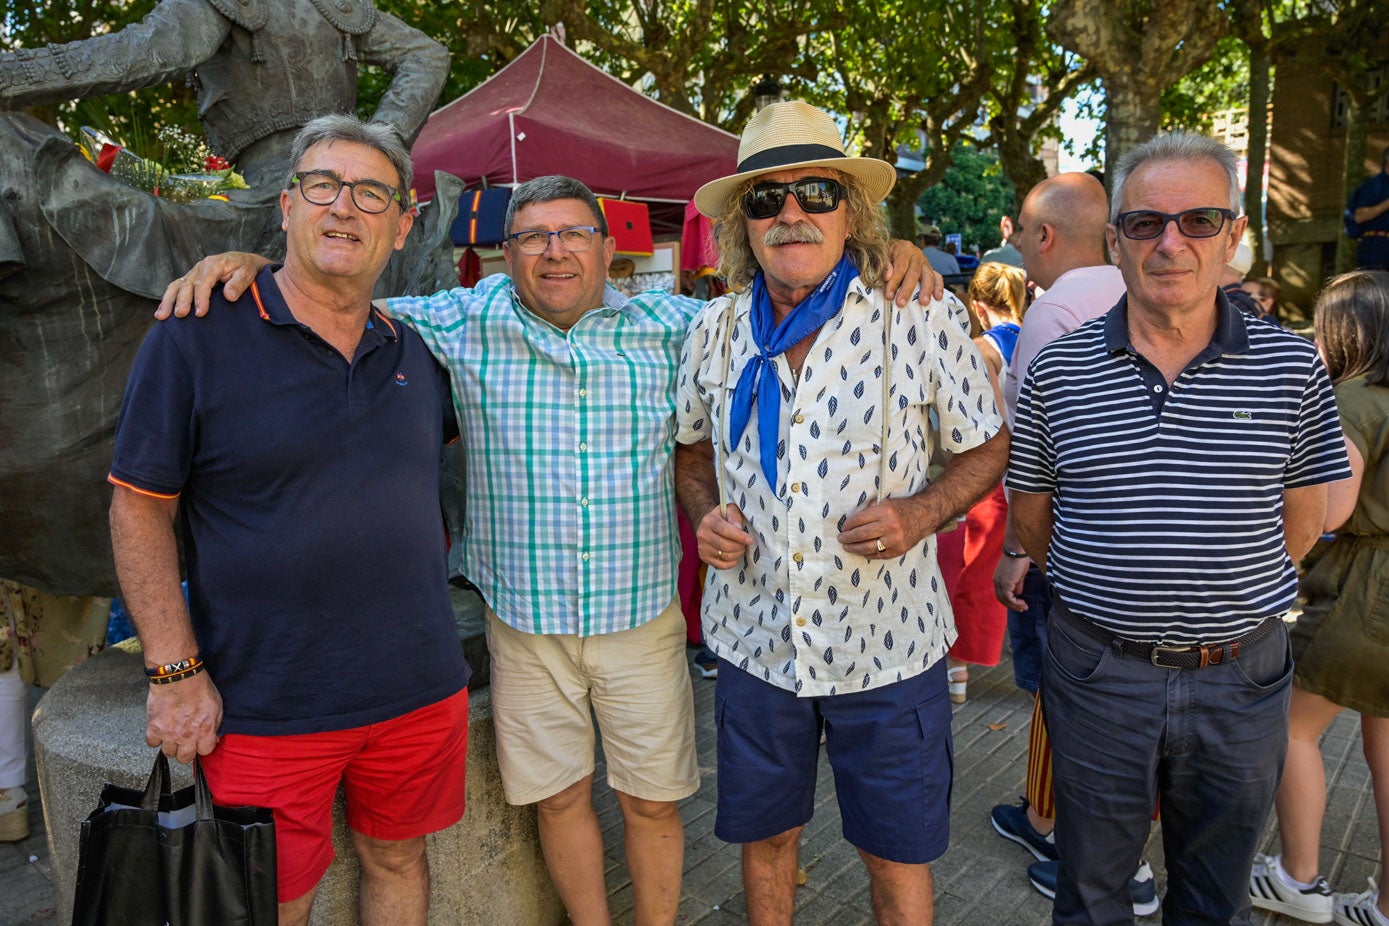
[507,226,602,255]
[290,171,401,214]
[743,177,844,220]
[1116,208,1235,240]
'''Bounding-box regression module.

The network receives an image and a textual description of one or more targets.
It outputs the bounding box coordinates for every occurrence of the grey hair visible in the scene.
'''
[504,175,608,236]
[287,114,413,195]
[1110,132,1241,222]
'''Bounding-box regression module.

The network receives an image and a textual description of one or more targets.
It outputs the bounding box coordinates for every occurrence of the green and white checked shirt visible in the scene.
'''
[387,275,701,636]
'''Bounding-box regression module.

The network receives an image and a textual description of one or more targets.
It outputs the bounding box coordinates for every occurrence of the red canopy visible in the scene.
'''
[410,36,738,233]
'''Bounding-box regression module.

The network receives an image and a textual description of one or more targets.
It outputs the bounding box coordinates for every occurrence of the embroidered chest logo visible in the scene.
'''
[1233,410,1252,420]
[394,373,409,386]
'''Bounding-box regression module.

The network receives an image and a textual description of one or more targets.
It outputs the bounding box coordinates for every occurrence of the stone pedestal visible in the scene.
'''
[32,641,563,925]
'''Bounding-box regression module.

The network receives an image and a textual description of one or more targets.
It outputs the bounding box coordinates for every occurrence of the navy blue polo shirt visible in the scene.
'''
[1008,290,1350,644]
[110,267,468,735]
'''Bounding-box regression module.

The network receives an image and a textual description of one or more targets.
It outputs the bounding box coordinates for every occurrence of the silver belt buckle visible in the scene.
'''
[1149,645,1188,668]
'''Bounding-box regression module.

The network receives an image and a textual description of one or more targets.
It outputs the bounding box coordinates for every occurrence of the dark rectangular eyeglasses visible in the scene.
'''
[1116,208,1235,240]
[291,171,400,214]
[743,177,844,220]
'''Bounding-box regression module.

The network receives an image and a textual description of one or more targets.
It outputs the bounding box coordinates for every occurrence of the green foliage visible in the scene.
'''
[1,1,200,138]
[359,2,545,119]
[916,142,1017,254]
[1161,34,1251,131]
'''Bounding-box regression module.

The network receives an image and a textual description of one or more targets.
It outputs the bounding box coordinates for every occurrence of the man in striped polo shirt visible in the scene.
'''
[1008,132,1351,925]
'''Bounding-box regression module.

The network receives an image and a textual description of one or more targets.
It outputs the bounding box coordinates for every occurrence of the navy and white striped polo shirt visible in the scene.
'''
[1008,293,1350,644]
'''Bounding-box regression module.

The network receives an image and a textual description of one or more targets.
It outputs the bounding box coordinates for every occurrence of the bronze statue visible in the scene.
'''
[0,0,461,595]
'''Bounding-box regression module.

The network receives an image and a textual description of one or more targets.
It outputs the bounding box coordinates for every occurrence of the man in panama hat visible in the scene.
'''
[674,100,1010,925]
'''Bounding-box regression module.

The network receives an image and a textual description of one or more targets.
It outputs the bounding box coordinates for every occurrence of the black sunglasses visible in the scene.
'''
[743,177,845,220]
[1116,208,1235,240]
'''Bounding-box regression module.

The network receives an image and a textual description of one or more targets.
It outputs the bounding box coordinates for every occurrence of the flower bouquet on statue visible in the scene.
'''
[77,124,247,202]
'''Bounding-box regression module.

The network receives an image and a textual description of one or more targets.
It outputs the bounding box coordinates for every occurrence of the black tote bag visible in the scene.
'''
[71,753,276,926]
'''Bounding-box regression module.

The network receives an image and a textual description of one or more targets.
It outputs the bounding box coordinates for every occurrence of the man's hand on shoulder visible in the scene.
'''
[145,671,223,765]
[156,252,273,319]
[883,239,945,307]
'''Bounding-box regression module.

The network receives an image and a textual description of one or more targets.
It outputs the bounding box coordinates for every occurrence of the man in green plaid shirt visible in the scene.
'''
[160,173,934,925]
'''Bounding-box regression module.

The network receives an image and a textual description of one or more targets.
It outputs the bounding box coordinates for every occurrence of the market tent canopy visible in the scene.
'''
[410,36,739,232]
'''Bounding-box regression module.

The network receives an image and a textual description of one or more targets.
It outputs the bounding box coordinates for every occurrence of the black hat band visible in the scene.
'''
[736,144,848,174]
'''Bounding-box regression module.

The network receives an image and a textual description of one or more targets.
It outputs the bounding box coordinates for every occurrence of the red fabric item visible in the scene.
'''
[681,199,718,273]
[939,482,1009,666]
[677,508,705,645]
[457,247,482,287]
[202,688,469,902]
[599,198,654,255]
[410,36,738,234]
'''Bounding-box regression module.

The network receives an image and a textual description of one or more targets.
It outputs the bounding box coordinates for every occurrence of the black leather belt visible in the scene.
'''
[1056,607,1280,669]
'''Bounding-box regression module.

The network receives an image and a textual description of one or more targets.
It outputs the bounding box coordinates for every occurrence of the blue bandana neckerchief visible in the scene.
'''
[729,253,857,492]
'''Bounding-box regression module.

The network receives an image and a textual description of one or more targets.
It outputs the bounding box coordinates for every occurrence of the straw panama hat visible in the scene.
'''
[693,100,898,218]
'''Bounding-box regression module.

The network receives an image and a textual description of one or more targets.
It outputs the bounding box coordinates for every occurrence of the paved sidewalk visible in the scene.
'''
[2,648,1380,925]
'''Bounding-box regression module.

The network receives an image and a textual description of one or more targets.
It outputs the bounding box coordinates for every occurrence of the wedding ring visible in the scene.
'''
[875,540,886,553]
[717,549,725,558]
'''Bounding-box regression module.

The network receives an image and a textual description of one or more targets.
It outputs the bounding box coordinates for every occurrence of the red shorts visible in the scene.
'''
[201,688,469,902]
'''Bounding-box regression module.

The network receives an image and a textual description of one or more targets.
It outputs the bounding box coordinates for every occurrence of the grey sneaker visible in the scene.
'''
[1249,853,1333,923]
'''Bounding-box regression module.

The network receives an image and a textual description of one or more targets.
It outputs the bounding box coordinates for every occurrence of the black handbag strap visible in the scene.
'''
[192,757,216,821]
[139,753,216,820]
[140,753,173,811]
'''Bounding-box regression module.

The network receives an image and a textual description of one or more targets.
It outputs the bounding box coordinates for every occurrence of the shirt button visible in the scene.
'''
[579,442,588,451]
[796,617,806,626]
[793,552,803,563]
[581,552,590,562]
[580,498,589,506]
[794,413,805,424]
[579,388,587,397]
[1153,384,1164,393]
[790,482,801,493]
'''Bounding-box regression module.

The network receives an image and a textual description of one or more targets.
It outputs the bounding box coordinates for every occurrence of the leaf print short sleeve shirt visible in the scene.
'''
[675,279,1002,696]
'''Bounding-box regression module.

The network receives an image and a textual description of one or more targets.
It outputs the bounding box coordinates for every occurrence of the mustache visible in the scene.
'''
[761,223,825,247]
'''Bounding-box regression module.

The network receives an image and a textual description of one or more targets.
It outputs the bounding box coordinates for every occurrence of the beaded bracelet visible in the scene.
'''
[148,662,206,685]
[145,656,203,680]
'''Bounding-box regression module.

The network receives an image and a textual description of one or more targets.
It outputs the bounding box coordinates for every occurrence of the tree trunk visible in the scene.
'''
[1337,89,1368,274]
[1244,42,1270,277]
[994,125,1048,213]
[1102,75,1162,195]
[887,169,938,241]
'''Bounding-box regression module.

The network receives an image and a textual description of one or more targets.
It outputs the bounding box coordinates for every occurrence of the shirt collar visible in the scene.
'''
[247,265,397,341]
[1103,287,1249,357]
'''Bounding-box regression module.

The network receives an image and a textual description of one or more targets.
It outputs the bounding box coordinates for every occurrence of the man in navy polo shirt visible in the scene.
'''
[108,115,470,926]
[1008,132,1350,925]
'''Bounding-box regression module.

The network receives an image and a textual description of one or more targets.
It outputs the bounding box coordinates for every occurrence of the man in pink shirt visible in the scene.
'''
[1000,174,1127,422]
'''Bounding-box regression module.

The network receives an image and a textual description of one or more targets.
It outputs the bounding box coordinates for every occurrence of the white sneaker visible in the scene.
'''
[0,786,29,842]
[1250,853,1333,923]
[1333,879,1389,926]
